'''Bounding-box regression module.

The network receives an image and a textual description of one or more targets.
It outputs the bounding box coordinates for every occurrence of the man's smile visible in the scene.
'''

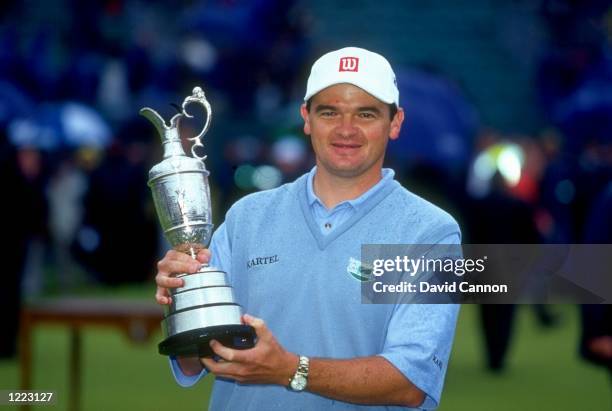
[330,141,363,153]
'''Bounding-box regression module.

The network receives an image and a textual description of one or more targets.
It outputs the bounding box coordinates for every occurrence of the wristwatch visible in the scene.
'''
[288,355,309,391]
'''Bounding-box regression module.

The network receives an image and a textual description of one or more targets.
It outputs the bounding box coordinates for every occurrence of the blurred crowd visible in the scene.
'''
[1,1,610,372]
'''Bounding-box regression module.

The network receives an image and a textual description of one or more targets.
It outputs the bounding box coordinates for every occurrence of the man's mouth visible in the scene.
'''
[331,142,361,149]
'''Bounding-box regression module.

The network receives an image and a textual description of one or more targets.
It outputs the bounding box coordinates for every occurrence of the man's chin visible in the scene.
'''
[321,163,369,179]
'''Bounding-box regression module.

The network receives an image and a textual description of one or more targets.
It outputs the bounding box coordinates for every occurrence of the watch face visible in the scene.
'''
[291,375,307,391]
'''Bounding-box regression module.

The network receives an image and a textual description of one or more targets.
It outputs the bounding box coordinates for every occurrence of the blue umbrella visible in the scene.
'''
[60,102,112,148]
[7,103,63,150]
[388,69,479,170]
[7,102,111,150]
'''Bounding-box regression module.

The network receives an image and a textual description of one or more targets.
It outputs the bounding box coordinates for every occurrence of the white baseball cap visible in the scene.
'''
[304,47,399,106]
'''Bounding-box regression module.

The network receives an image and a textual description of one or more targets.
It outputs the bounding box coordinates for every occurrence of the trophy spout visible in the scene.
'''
[140,107,187,159]
[140,106,184,133]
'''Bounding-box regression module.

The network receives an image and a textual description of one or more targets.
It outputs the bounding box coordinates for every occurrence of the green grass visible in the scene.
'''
[1,327,213,411]
[1,299,609,411]
[440,305,611,411]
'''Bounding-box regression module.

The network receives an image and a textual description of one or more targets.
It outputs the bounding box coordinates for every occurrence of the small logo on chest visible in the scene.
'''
[247,255,279,269]
[346,257,373,282]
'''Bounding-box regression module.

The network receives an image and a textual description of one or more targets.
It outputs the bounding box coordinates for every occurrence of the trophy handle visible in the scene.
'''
[181,86,212,161]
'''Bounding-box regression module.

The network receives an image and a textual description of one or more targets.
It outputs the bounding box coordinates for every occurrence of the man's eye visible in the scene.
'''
[320,111,337,117]
[359,112,376,119]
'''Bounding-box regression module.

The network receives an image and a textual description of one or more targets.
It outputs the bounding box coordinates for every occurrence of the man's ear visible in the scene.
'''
[389,108,404,141]
[300,104,311,135]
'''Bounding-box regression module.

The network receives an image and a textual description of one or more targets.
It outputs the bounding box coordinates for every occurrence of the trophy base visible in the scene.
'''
[158,324,256,357]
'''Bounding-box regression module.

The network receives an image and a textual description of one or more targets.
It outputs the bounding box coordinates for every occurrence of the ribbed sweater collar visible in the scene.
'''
[295,171,400,250]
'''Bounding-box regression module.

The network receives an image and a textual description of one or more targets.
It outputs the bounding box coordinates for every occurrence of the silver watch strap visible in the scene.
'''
[296,355,309,376]
[288,355,309,387]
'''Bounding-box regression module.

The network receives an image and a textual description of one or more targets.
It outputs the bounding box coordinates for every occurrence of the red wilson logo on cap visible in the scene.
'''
[339,57,359,72]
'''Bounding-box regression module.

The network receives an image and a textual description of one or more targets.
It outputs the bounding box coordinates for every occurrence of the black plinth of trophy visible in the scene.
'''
[158,324,256,357]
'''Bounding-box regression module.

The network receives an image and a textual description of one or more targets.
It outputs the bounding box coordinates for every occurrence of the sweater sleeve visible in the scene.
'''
[378,232,461,410]
[378,304,459,410]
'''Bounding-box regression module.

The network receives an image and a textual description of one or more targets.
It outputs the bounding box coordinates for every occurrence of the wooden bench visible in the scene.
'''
[19,298,162,411]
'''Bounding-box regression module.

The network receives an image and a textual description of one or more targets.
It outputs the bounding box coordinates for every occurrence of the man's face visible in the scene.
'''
[301,83,403,180]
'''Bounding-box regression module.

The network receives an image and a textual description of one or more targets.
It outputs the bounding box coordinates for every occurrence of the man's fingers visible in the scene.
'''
[209,339,248,363]
[243,314,266,328]
[200,357,215,371]
[155,287,172,305]
[164,249,196,263]
[157,259,200,277]
[155,271,185,288]
[158,250,201,274]
[242,314,269,340]
[201,357,234,375]
[154,249,213,307]
[196,249,211,264]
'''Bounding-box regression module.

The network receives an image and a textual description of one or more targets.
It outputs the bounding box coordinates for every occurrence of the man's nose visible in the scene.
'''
[335,115,358,138]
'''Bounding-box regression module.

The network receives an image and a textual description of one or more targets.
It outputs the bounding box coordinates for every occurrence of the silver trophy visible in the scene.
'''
[141,87,255,357]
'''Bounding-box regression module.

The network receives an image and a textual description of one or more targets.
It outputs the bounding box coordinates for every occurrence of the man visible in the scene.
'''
[156,47,461,410]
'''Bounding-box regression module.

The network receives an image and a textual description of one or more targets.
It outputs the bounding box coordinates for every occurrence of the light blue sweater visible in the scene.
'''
[172,171,461,410]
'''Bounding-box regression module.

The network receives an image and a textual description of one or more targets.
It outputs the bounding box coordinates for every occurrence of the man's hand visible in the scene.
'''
[155,249,211,305]
[201,314,298,386]
[201,314,424,407]
[155,248,213,376]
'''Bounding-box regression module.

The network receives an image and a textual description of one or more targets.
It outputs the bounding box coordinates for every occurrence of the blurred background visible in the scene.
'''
[0,0,611,410]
